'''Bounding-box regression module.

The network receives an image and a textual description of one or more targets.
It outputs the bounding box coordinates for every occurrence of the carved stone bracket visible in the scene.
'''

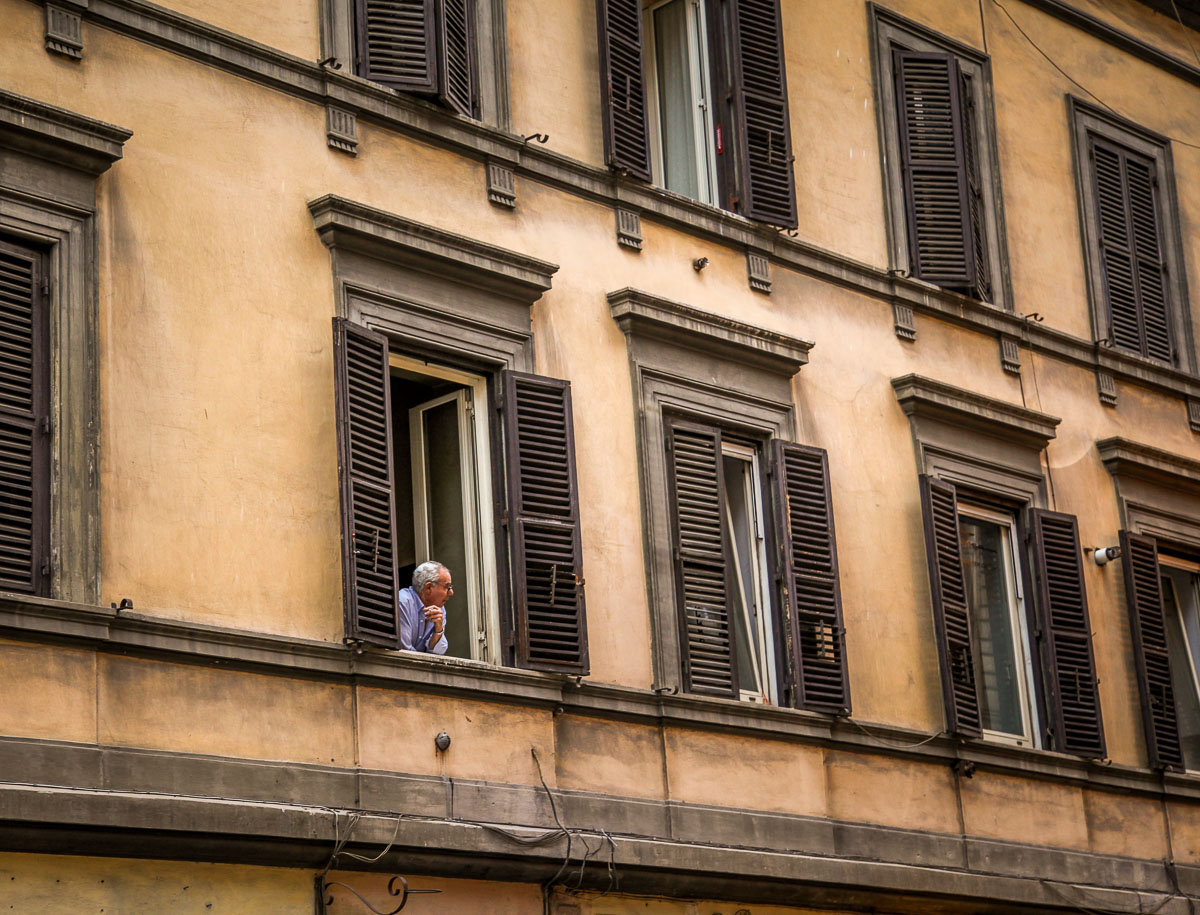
[1097,370,1118,407]
[747,251,771,294]
[45,2,84,59]
[893,302,916,342]
[487,159,516,208]
[1188,398,1200,434]
[616,207,642,251]
[1000,336,1021,374]
[326,106,357,155]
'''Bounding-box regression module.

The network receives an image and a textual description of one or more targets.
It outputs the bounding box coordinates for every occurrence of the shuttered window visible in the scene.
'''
[1120,531,1184,770]
[770,441,849,714]
[355,0,476,117]
[0,239,49,596]
[501,371,589,674]
[598,0,797,228]
[1090,139,1172,363]
[333,318,403,646]
[1028,509,1105,758]
[893,50,989,300]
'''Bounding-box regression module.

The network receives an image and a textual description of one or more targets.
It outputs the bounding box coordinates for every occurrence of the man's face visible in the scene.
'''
[422,569,454,608]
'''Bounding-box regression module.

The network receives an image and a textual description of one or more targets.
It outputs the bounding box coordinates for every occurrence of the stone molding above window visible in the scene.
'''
[892,373,1059,504]
[609,287,811,692]
[1098,436,1200,548]
[0,89,131,605]
[869,4,1012,311]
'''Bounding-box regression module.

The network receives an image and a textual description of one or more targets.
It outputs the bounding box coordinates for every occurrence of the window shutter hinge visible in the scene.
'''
[39,416,52,435]
[41,276,50,297]
[500,511,509,528]
[41,553,54,577]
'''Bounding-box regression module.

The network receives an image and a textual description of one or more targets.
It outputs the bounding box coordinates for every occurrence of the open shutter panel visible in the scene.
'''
[667,421,737,697]
[595,0,652,180]
[1030,509,1106,758]
[357,0,439,93]
[770,441,849,714]
[1121,531,1184,770]
[1093,141,1172,362]
[332,318,401,646]
[894,51,979,293]
[727,0,797,228]
[438,0,476,116]
[502,371,589,674]
[918,475,982,737]
[958,70,991,302]
[0,240,48,595]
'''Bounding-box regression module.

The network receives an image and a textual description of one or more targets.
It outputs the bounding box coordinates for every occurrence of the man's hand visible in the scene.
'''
[423,605,445,633]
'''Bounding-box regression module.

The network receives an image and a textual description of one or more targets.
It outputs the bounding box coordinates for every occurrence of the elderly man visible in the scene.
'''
[399,561,452,654]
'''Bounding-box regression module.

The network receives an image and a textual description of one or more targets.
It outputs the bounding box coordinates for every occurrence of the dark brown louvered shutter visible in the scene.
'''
[1121,531,1184,770]
[502,371,589,674]
[958,70,991,301]
[667,420,737,697]
[596,0,652,180]
[0,240,49,596]
[1091,140,1172,363]
[726,0,796,228]
[332,318,401,646]
[1030,509,1106,758]
[894,51,983,296]
[918,475,981,737]
[770,441,849,714]
[356,0,476,117]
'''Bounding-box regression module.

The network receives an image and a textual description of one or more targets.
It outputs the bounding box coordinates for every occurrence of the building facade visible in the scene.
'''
[3,0,1200,911]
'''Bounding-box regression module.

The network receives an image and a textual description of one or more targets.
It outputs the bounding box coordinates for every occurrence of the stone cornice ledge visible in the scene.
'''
[608,287,813,377]
[892,374,1061,451]
[1097,437,1200,496]
[0,87,131,175]
[308,195,557,302]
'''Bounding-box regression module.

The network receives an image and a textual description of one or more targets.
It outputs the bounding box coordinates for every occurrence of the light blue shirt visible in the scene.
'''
[398,586,449,654]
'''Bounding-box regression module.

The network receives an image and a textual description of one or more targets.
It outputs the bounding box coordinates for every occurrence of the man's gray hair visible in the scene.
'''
[412,561,448,593]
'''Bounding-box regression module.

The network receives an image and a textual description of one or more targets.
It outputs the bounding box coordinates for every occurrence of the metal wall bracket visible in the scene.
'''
[45,2,84,58]
[487,159,516,208]
[326,106,358,156]
[747,251,771,293]
[315,874,439,914]
[616,207,642,251]
[893,302,916,342]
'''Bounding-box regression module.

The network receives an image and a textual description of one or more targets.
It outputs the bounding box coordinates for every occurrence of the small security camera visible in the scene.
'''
[693,257,710,272]
[1093,546,1120,566]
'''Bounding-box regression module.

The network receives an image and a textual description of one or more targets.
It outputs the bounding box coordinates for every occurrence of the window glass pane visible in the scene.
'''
[421,399,471,659]
[960,515,1025,737]
[1162,568,1200,769]
[723,454,760,696]
[653,0,701,199]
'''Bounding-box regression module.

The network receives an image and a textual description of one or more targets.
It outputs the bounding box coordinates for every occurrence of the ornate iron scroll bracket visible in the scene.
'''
[315,874,440,914]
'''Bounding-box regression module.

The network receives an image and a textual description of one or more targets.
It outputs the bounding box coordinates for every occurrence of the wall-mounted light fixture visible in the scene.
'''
[1090,546,1121,566]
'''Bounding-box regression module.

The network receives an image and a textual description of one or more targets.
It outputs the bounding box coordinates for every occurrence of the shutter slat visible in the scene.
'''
[1031,509,1106,758]
[333,318,401,646]
[503,371,589,674]
[728,0,796,227]
[771,441,849,714]
[919,476,982,737]
[596,0,652,180]
[1121,531,1184,770]
[668,422,737,697]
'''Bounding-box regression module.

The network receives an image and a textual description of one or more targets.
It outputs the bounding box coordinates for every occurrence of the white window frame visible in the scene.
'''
[643,0,719,206]
[392,354,501,664]
[721,441,778,705]
[1160,554,1200,771]
[958,502,1040,748]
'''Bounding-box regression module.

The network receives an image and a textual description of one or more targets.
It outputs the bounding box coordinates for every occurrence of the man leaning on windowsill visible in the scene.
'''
[399,560,453,654]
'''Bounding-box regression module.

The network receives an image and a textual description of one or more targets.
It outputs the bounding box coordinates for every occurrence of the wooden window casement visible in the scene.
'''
[1071,100,1193,371]
[0,238,50,596]
[871,6,1009,308]
[597,0,797,228]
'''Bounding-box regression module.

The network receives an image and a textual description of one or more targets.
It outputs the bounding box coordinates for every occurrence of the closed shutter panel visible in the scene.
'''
[0,240,48,596]
[958,70,991,302]
[1030,509,1106,758]
[894,51,981,295]
[357,0,476,116]
[919,475,981,737]
[1121,531,1184,770]
[1092,141,1172,362]
[727,0,796,228]
[770,441,849,714]
[332,318,401,646]
[502,371,589,674]
[596,0,652,180]
[667,420,737,697]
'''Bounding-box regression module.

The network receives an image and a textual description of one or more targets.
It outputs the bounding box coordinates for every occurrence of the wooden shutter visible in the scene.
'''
[770,441,849,714]
[1030,509,1106,758]
[357,0,476,117]
[0,240,49,596]
[667,420,737,697]
[1091,140,1172,362]
[894,50,985,297]
[332,318,401,646]
[502,371,589,674]
[958,70,991,301]
[1121,531,1184,770]
[726,0,796,228]
[919,475,981,737]
[596,0,652,180]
